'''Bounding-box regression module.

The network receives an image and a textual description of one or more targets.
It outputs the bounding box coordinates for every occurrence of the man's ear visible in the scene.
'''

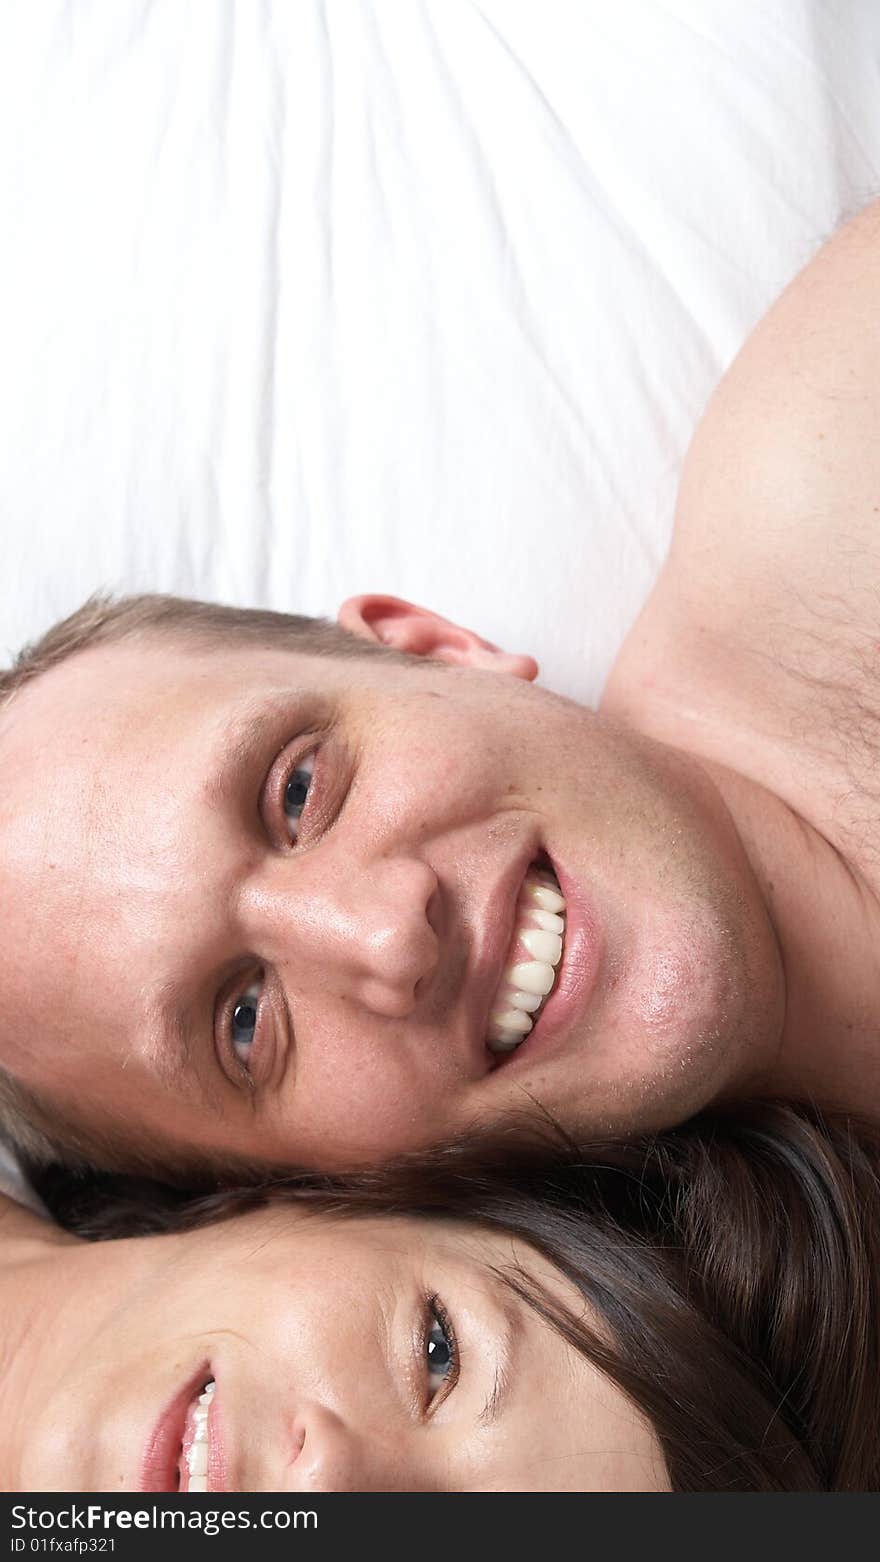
[337,595,539,681]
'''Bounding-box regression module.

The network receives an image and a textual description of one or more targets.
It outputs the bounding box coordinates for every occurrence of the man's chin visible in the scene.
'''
[488,1000,750,1141]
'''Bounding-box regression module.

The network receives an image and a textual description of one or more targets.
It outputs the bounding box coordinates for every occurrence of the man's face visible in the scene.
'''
[0,610,783,1172]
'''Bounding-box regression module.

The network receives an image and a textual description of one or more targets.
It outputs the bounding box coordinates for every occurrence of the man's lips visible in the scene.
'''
[140,1365,212,1492]
[471,843,543,1066]
[491,851,602,1073]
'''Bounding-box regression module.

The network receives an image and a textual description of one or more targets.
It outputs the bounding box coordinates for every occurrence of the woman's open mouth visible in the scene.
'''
[178,1378,215,1492]
[486,856,566,1059]
[140,1365,214,1492]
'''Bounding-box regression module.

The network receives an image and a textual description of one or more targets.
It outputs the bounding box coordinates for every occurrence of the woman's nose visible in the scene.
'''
[238,855,441,1018]
[282,1404,406,1493]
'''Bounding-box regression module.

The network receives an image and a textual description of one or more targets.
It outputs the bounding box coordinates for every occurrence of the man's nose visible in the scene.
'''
[281,1404,408,1493]
[238,855,441,1018]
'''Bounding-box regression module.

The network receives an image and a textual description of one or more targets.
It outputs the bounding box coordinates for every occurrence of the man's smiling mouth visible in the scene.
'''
[486,859,566,1056]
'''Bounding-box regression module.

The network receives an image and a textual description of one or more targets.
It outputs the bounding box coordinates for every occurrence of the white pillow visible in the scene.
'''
[1,0,878,703]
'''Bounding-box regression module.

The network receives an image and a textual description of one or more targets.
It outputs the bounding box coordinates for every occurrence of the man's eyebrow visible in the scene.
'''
[140,981,240,1144]
[142,983,195,1088]
[203,698,296,814]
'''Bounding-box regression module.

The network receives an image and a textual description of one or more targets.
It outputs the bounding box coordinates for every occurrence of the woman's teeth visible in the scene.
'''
[487,865,566,1055]
[182,1380,215,1493]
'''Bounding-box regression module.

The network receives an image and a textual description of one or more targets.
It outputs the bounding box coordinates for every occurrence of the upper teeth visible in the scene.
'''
[184,1379,215,1493]
[487,865,566,1054]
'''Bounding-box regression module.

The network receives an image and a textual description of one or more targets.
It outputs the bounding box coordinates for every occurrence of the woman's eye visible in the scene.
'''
[284,752,316,842]
[230,981,261,1066]
[425,1300,457,1403]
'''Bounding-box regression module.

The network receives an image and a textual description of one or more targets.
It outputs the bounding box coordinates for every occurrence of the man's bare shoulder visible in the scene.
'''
[671,199,880,625]
[605,200,880,860]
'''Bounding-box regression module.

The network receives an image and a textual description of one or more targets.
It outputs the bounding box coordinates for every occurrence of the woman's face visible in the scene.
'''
[19,1208,668,1492]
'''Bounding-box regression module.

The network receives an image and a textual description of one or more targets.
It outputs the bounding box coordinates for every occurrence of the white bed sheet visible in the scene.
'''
[1,0,879,703]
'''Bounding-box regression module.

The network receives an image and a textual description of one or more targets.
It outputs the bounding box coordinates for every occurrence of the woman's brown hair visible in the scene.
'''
[33,1099,880,1491]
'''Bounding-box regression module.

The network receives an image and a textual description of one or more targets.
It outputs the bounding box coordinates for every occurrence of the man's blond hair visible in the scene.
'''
[0,590,403,711]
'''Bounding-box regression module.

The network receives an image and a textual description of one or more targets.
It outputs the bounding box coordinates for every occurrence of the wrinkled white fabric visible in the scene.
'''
[1,1,879,702]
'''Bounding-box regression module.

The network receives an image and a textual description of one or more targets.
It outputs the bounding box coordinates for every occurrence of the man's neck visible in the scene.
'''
[702,758,880,1116]
[603,665,880,1121]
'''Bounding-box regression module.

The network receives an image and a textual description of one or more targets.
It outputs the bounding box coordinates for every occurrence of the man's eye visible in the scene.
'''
[230,980,261,1065]
[425,1299,458,1404]
[284,752,315,842]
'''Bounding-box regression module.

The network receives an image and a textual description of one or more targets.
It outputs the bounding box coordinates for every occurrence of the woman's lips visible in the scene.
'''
[179,1380,216,1492]
[140,1365,211,1492]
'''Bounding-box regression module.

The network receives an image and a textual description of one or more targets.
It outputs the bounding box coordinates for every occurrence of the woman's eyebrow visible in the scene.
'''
[479,1318,514,1426]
